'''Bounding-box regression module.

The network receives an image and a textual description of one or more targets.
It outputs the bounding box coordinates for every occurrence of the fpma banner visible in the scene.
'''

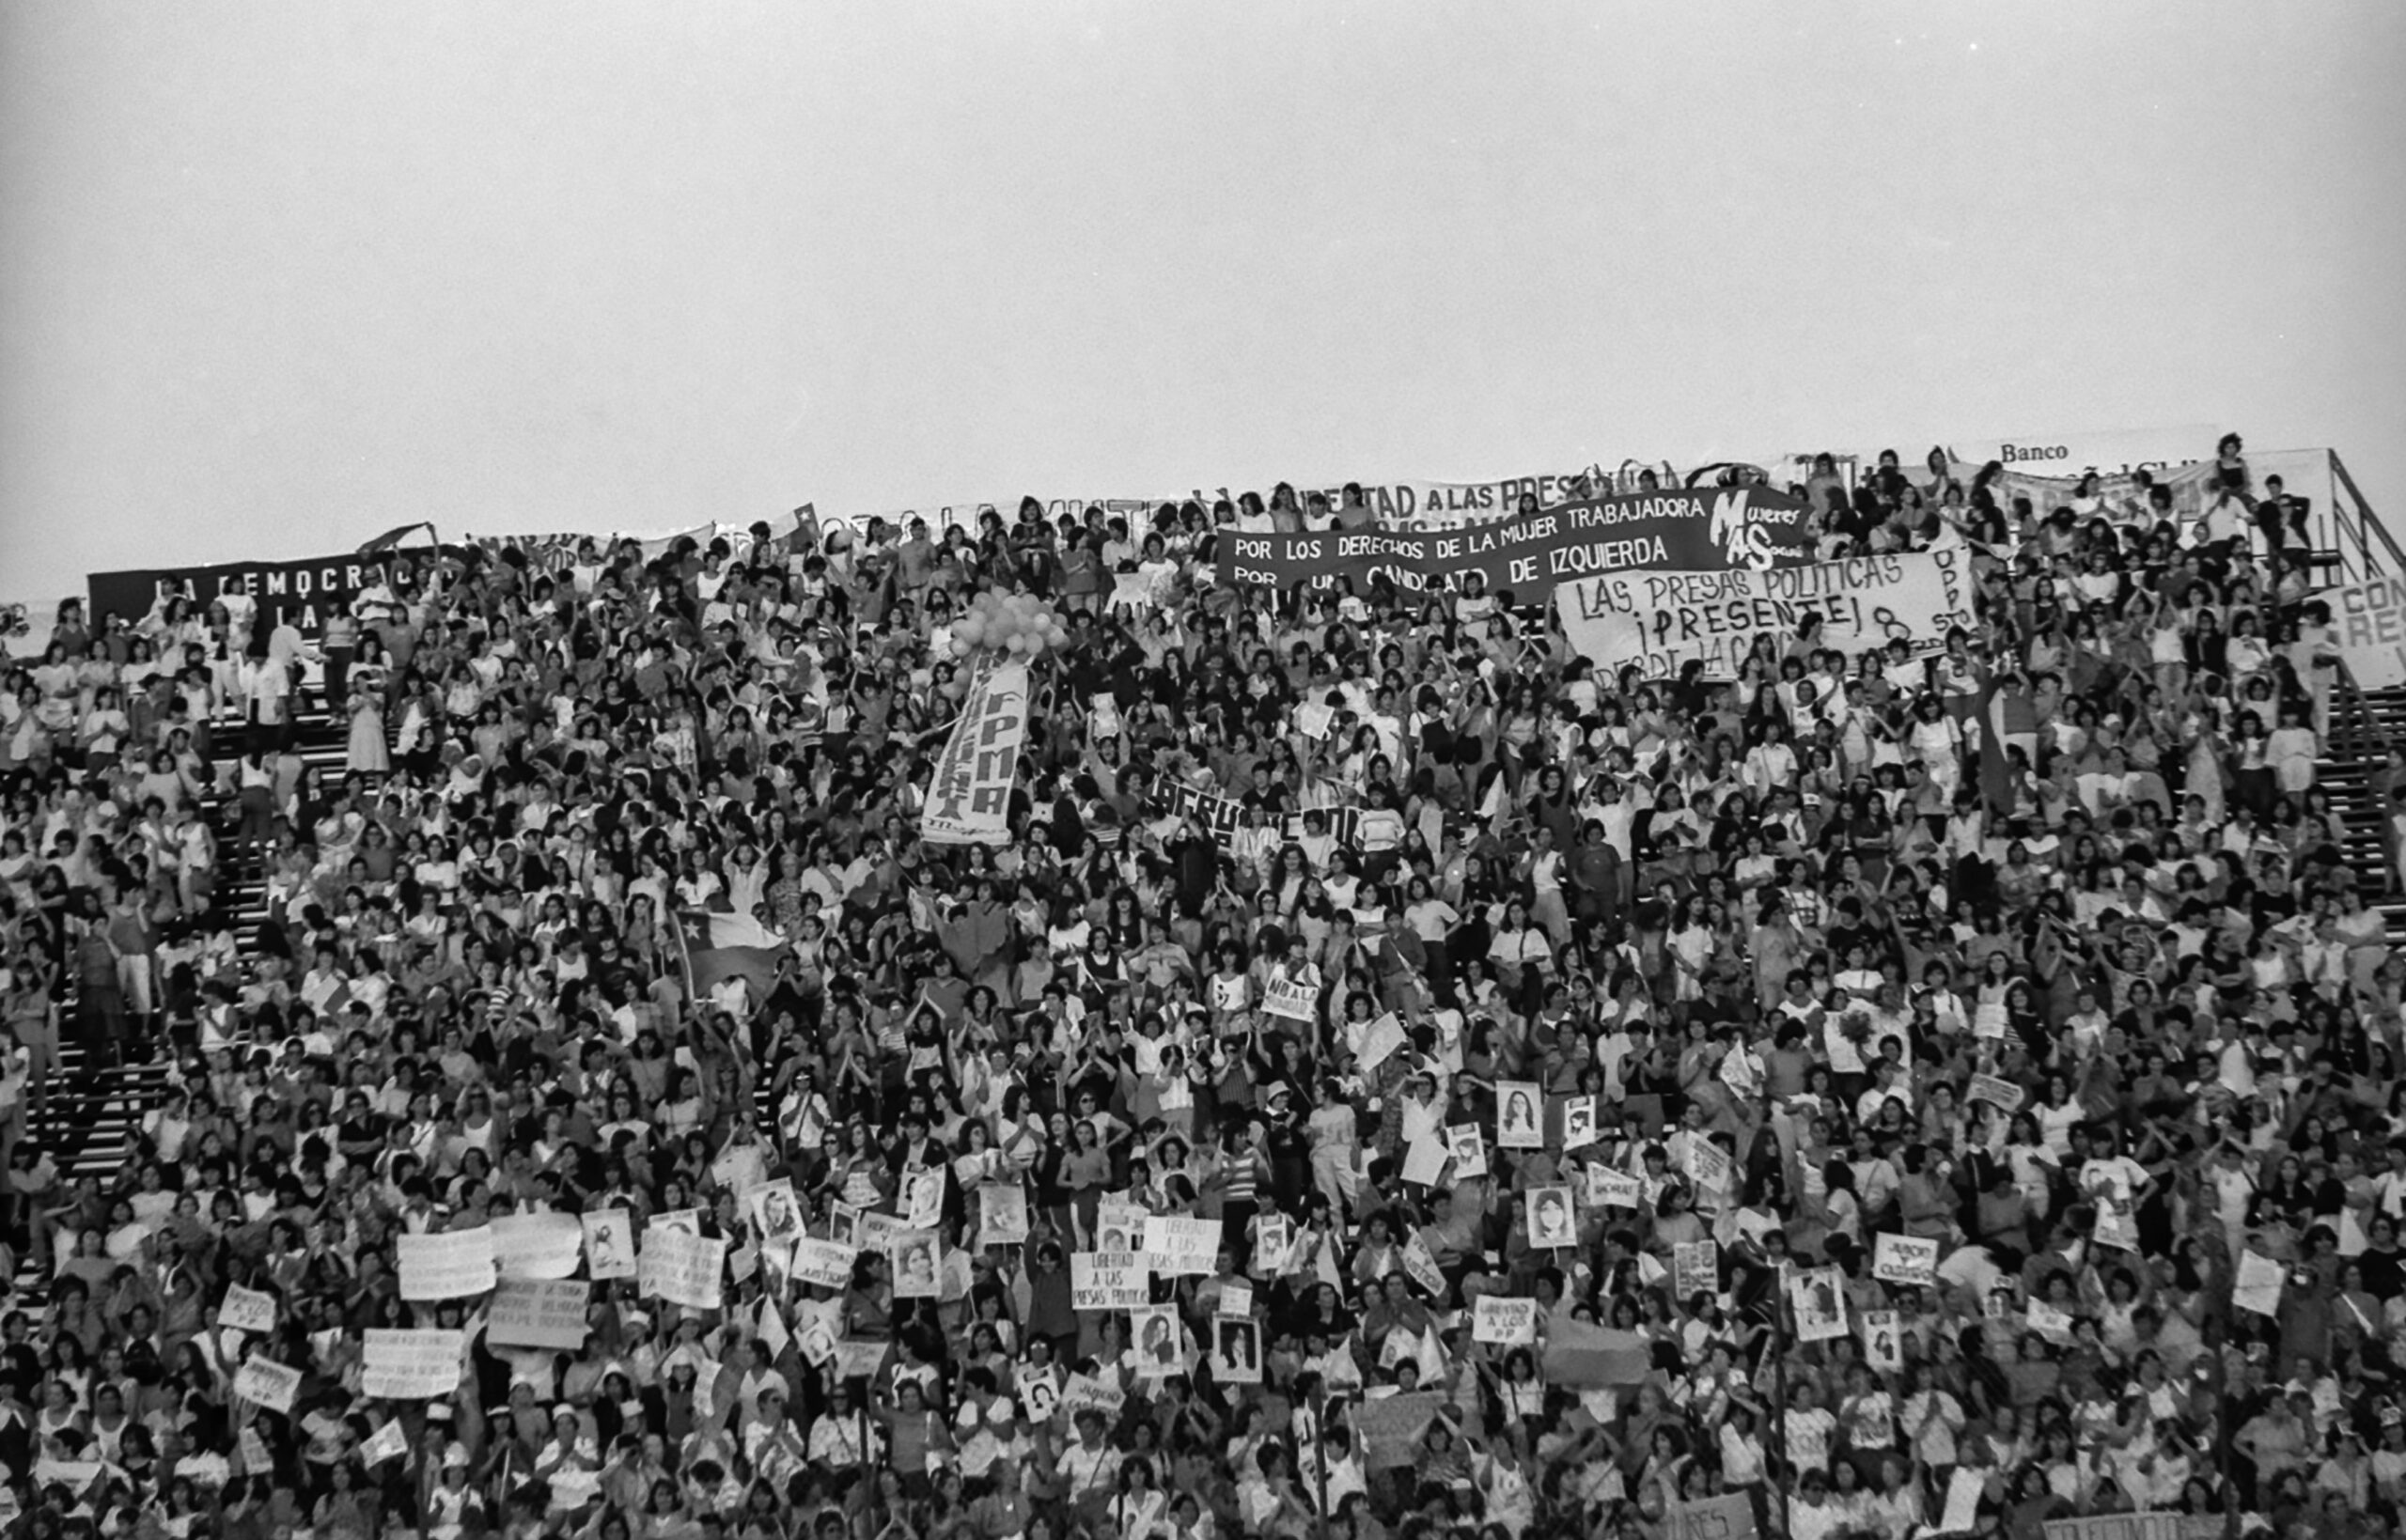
[921,656,1031,846]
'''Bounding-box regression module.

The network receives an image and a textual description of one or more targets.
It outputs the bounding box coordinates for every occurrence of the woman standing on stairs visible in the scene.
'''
[0,956,54,1162]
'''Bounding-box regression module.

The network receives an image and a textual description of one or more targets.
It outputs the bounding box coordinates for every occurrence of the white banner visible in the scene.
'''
[1070,1251,1150,1309]
[488,1278,591,1351]
[1558,550,1976,680]
[361,1330,463,1400]
[397,1229,497,1301]
[2320,575,2406,690]
[1143,1216,1223,1277]
[921,656,1030,847]
[638,1228,729,1312]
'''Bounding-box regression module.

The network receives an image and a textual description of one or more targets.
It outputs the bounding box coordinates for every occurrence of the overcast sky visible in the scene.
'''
[4,2,2401,610]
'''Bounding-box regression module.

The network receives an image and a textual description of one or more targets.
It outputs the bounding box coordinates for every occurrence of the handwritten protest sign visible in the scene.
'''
[220,1284,278,1335]
[1061,1372,1126,1416]
[789,1237,859,1290]
[1356,1392,1444,1470]
[1263,976,1319,1021]
[1586,1166,1642,1209]
[397,1229,496,1301]
[1665,1493,1759,1540]
[362,1330,462,1399]
[1071,1252,1149,1310]
[1144,1215,1221,1277]
[1401,1234,1447,1299]
[1671,1240,1719,1301]
[638,1228,728,1311]
[1871,1234,1939,1286]
[488,1279,591,1351]
[1473,1296,1538,1345]
[232,1357,302,1413]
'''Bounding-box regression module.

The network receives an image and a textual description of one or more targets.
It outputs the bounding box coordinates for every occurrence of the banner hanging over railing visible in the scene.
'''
[1218,486,1815,603]
[1556,549,1977,679]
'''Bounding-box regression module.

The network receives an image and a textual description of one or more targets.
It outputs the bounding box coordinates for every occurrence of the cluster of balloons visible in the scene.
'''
[948,590,1070,661]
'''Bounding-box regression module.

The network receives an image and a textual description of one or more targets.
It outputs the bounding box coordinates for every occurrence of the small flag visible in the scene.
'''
[356,521,437,556]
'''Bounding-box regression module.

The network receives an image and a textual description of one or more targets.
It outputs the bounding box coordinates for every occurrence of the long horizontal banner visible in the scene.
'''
[1218,486,1815,602]
[1558,550,1976,679]
[89,552,387,636]
[1156,780,1364,853]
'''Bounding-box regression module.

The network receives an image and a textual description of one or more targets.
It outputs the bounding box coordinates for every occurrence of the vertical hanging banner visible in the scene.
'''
[1556,550,1976,680]
[921,655,1032,847]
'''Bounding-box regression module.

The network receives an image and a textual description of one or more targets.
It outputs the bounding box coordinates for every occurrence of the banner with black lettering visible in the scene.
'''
[2319,574,2406,690]
[1217,486,1815,604]
[1556,550,1977,680]
[1154,781,1362,855]
[921,655,1031,847]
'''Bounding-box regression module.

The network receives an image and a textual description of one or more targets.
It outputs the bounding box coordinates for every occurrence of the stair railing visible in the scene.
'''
[2330,451,2405,582]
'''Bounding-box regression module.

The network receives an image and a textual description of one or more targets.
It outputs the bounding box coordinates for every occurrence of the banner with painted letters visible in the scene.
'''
[396,1229,497,1301]
[1154,780,1363,857]
[1218,486,1815,603]
[1557,550,1976,680]
[2040,1515,2219,1540]
[361,1330,463,1400]
[2319,574,2406,690]
[488,1279,592,1351]
[921,655,1030,847]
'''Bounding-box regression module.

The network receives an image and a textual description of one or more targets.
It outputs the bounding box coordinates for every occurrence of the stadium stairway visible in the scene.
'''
[7,705,353,1309]
[2319,681,2406,940]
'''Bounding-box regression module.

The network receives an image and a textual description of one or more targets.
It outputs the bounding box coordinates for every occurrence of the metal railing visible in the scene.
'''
[2326,450,2404,582]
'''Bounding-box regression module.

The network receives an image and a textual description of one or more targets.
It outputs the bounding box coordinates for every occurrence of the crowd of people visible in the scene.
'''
[0,430,2396,1540]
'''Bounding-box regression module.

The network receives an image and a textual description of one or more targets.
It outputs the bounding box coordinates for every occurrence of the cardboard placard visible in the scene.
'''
[1871,1233,1939,1286]
[637,1227,728,1311]
[488,1278,591,1351]
[1071,1252,1150,1310]
[361,1330,462,1400]
[397,1229,497,1301]
[232,1356,302,1414]
[1472,1296,1538,1346]
[220,1283,278,1335]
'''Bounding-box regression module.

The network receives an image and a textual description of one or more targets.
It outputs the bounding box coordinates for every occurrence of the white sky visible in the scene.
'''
[3,2,2401,608]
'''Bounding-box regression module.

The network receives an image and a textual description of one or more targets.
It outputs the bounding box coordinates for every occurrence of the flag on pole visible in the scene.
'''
[356,521,438,556]
[676,910,785,1001]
